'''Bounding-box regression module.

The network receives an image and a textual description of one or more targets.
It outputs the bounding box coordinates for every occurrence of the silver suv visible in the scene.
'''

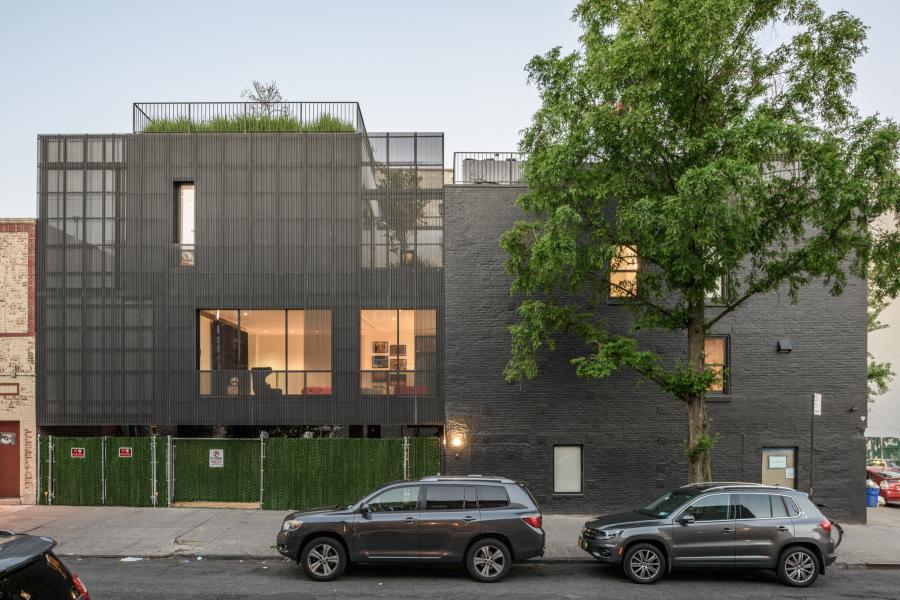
[579,483,838,587]
[276,476,545,582]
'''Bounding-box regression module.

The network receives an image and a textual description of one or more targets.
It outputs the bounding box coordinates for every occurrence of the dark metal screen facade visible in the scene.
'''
[36,127,444,427]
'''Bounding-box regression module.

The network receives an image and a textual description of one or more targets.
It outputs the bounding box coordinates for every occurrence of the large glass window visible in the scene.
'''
[198,309,331,396]
[609,245,638,298]
[176,182,195,266]
[704,336,728,393]
[360,309,436,396]
[553,445,583,494]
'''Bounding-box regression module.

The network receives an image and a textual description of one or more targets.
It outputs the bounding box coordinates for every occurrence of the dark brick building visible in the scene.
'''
[443,183,868,522]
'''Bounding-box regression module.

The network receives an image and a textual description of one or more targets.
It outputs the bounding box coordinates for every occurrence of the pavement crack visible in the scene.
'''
[174,510,224,545]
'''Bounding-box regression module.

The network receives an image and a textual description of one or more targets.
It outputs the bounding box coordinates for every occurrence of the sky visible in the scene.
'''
[1,0,898,431]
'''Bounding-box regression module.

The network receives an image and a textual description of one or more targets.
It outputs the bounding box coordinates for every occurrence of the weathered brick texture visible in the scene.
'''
[0,220,37,504]
[444,186,867,522]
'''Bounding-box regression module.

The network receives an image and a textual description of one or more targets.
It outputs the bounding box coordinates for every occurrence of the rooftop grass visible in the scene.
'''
[142,113,356,133]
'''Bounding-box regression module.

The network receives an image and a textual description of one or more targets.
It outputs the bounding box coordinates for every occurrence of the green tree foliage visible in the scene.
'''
[868,293,895,400]
[502,0,900,482]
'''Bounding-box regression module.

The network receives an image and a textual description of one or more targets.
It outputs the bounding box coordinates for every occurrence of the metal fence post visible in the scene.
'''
[402,436,410,481]
[166,435,174,507]
[259,432,266,510]
[150,436,158,507]
[101,436,107,505]
[47,435,53,506]
[35,435,41,505]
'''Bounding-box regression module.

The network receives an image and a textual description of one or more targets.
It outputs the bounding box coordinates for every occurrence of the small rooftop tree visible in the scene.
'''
[502,0,900,482]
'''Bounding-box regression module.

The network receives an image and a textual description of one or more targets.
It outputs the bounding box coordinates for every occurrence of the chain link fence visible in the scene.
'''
[38,435,441,511]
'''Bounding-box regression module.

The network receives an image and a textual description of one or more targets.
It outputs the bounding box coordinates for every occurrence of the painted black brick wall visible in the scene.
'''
[444,184,867,522]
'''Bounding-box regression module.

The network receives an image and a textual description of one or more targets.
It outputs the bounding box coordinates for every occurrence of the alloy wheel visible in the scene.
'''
[307,543,340,577]
[784,551,816,584]
[473,545,505,579]
[629,548,661,581]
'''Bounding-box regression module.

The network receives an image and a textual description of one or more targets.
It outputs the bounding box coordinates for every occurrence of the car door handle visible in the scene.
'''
[464,516,477,522]
[721,527,734,533]
[404,517,416,524]
[777,526,790,532]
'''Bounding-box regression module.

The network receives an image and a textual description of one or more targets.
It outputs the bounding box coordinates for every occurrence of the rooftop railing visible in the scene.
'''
[452,152,527,185]
[133,101,368,135]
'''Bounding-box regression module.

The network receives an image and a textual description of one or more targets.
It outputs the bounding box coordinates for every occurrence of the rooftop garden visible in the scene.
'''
[141,113,356,133]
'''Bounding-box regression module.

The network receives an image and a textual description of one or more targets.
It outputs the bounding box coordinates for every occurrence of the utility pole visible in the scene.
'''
[811,393,822,498]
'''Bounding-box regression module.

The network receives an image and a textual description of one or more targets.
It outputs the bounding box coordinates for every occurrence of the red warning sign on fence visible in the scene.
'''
[118,447,133,458]
[70,447,85,459]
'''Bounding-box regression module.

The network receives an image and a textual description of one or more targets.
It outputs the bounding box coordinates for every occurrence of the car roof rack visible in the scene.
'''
[418,475,514,484]
[690,482,780,492]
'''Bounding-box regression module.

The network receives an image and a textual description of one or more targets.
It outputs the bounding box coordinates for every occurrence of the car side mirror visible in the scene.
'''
[359,503,371,516]
[679,514,696,525]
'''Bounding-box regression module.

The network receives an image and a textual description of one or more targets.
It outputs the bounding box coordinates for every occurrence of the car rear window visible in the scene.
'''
[0,552,75,598]
[476,485,510,509]
[783,496,801,517]
[424,485,476,511]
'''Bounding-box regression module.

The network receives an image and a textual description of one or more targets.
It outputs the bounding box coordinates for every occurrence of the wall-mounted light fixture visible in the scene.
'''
[776,339,793,353]
[449,432,466,449]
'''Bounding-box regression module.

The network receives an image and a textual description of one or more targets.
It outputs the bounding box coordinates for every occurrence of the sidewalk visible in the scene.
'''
[0,504,896,567]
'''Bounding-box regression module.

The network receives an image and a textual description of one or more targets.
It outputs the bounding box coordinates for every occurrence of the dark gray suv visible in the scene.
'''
[276,476,545,582]
[579,483,838,587]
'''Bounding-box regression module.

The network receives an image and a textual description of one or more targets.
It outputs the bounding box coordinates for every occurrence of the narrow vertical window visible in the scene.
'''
[553,445,583,494]
[704,336,728,393]
[609,245,638,298]
[176,182,195,266]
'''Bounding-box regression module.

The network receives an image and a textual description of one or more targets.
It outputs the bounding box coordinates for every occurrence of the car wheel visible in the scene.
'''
[622,543,666,584]
[777,546,819,587]
[466,538,512,583]
[300,537,347,582]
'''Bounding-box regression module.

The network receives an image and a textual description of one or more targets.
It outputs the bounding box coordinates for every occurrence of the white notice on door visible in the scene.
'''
[785,467,795,480]
[769,455,788,469]
[209,448,224,468]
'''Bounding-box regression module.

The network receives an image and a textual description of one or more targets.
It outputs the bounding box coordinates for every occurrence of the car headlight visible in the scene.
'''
[599,529,623,539]
[282,519,303,531]
[881,481,889,490]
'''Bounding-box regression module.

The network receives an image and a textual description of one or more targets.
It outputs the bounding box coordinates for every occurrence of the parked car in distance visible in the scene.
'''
[867,458,900,470]
[578,483,837,587]
[276,475,544,582]
[0,530,90,599]
[867,467,900,504]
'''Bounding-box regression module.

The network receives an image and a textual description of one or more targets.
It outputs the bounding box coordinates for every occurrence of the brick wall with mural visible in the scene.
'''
[0,219,36,503]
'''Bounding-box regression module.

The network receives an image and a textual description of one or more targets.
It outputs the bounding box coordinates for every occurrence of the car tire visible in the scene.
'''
[465,538,512,583]
[777,545,819,587]
[622,543,666,584]
[300,536,347,582]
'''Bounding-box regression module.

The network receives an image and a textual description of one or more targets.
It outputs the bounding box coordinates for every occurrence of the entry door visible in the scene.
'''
[352,485,421,560]
[0,421,20,497]
[672,493,735,567]
[762,448,796,488]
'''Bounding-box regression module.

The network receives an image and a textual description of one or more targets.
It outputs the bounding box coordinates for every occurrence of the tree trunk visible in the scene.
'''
[685,303,711,483]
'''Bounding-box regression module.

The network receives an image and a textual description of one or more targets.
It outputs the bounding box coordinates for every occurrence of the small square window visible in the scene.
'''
[553,445,583,494]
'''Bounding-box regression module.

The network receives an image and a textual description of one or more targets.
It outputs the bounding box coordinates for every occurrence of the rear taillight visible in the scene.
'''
[72,573,91,600]
[522,513,542,530]
[819,518,832,534]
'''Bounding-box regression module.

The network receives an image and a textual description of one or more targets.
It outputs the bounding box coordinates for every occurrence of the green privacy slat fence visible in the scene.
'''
[262,438,405,510]
[172,438,261,503]
[38,436,50,505]
[51,437,104,506]
[36,435,442,509]
[103,437,156,507]
[409,438,441,480]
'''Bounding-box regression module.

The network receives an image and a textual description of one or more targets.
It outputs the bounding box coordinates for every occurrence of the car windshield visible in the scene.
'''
[637,490,697,518]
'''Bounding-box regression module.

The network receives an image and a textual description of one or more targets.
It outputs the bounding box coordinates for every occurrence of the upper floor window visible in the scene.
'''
[360,309,436,396]
[176,182,195,266]
[609,245,638,298]
[198,309,332,397]
[705,275,728,304]
[704,336,728,394]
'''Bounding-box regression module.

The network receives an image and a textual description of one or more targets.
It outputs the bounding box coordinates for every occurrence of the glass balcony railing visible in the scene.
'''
[360,370,436,396]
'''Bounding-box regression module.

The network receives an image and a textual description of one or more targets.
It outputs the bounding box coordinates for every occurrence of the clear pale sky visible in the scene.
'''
[1,1,898,430]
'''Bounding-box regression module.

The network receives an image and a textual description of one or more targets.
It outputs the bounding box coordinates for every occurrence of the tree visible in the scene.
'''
[241,80,284,117]
[375,168,429,265]
[868,293,894,400]
[501,0,900,482]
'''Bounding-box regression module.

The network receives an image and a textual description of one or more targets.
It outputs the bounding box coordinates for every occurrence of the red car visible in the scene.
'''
[867,467,900,504]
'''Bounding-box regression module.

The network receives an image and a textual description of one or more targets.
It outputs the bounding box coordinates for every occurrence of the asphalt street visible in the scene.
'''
[68,557,900,600]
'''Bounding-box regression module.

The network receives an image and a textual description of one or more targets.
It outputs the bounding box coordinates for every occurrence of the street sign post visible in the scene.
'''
[811,393,822,497]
